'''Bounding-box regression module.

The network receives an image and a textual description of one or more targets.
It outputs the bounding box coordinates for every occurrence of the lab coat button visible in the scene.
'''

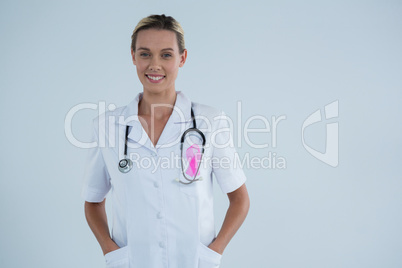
[159,241,165,248]
[157,212,163,219]
[154,182,159,188]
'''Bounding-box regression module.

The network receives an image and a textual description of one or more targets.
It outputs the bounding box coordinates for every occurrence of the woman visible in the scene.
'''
[82,14,250,268]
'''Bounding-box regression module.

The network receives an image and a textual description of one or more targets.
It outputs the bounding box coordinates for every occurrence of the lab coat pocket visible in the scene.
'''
[198,242,222,268]
[104,246,129,268]
[179,175,199,197]
[178,142,207,197]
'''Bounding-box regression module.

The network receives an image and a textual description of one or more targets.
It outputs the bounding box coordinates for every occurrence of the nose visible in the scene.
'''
[149,58,161,72]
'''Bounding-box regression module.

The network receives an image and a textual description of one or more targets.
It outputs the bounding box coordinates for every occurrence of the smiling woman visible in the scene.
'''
[131,28,187,98]
[82,14,250,268]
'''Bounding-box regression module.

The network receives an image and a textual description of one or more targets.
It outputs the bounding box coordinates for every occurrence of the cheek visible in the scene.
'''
[166,62,180,76]
[135,62,147,74]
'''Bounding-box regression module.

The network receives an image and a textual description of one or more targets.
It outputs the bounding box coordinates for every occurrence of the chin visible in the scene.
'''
[143,84,174,95]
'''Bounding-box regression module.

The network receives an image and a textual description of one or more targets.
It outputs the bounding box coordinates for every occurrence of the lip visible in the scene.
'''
[145,74,165,83]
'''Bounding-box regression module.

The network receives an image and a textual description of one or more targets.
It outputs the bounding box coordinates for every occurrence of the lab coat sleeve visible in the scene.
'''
[81,118,111,202]
[211,111,247,194]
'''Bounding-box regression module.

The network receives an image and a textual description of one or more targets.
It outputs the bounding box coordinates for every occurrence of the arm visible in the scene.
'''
[208,183,250,255]
[84,199,120,255]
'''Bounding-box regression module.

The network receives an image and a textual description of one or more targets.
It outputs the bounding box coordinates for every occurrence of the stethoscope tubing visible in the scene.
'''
[118,106,205,184]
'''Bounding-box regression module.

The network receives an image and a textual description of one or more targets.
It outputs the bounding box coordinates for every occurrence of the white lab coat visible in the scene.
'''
[82,91,247,268]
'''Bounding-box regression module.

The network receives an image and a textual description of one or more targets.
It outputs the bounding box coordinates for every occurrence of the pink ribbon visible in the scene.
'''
[185,144,201,177]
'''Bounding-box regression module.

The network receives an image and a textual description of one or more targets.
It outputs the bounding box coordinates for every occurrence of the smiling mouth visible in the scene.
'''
[146,74,165,81]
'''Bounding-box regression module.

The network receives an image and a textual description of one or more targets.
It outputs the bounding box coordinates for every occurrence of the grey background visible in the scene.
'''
[1,0,401,267]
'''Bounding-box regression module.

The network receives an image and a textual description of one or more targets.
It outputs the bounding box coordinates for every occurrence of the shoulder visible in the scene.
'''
[192,101,223,119]
[191,102,231,131]
[91,105,127,131]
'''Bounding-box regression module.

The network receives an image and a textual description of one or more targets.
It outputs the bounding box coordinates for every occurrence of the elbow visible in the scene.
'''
[233,194,250,218]
[243,194,250,215]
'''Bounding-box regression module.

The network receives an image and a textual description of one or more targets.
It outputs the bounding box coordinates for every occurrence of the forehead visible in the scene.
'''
[135,29,178,51]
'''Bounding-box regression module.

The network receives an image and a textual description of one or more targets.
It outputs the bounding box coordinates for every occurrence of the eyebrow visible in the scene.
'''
[137,47,174,51]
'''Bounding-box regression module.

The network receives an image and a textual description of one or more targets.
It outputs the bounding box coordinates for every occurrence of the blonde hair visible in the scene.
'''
[131,14,185,54]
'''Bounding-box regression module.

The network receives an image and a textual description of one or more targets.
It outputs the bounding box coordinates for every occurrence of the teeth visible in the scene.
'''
[147,75,164,81]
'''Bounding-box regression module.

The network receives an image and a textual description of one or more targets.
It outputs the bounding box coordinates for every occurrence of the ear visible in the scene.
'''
[179,49,188,68]
[131,48,136,65]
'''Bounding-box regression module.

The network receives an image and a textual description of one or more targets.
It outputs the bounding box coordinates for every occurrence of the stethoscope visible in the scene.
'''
[118,107,206,185]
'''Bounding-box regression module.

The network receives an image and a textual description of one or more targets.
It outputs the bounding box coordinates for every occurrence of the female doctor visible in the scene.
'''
[82,14,250,268]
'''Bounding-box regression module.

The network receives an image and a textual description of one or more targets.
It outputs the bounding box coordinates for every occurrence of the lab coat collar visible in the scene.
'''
[118,91,193,150]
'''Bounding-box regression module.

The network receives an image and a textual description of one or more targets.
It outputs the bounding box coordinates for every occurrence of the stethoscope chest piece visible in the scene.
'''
[118,158,133,173]
[118,125,133,173]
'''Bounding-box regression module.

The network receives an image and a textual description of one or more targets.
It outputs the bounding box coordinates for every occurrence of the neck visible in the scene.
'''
[138,89,177,119]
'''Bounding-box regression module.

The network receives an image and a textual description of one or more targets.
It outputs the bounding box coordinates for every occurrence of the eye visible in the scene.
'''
[140,52,150,57]
[162,53,172,58]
